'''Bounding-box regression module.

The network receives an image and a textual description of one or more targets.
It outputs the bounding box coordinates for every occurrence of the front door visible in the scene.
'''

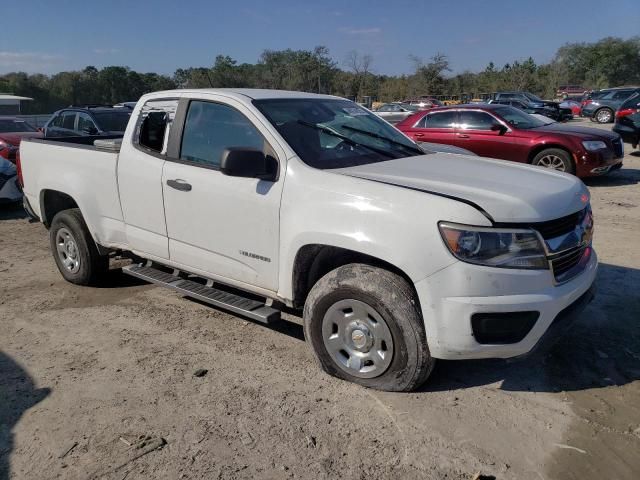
[452,110,508,158]
[161,98,285,292]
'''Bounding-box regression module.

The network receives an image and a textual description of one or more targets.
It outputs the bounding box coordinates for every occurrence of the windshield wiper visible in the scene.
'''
[296,121,396,158]
[341,125,424,155]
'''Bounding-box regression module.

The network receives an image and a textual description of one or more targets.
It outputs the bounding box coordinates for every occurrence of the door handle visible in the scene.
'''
[166,179,192,192]
[457,133,470,139]
[414,133,425,137]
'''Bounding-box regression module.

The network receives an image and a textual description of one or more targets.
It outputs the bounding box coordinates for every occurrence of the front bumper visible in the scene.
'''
[414,249,598,360]
[575,148,624,177]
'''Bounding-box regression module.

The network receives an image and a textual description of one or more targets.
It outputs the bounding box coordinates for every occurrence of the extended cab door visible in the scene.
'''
[161,97,286,292]
[117,99,179,259]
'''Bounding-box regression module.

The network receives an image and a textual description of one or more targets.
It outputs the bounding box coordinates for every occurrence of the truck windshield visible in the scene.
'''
[93,111,131,132]
[253,98,424,169]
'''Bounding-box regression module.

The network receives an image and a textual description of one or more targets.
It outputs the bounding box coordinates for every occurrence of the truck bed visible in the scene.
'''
[20,137,127,248]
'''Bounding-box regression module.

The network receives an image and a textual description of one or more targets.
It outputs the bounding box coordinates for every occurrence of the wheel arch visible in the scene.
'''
[290,244,418,309]
[527,143,575,166]
[39,189,79,228]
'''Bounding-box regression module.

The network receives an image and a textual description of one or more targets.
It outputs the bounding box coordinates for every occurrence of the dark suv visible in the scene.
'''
[44,105,132,137]
[491,92,572,121]
[581,87,640,124]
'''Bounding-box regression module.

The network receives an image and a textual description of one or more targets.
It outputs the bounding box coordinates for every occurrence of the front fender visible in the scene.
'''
[277,160,491,301]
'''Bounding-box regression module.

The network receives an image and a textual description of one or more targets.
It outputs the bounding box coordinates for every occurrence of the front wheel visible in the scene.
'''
[594,108,613,124]
[49,208,109,285]
[303,264,435,392]
[532,148,575,174]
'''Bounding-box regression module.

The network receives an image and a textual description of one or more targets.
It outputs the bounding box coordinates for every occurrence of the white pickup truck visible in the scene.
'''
[19,89,597,391]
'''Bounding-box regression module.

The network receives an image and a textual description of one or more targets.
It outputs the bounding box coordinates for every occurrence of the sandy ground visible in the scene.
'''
[1,120,639,480]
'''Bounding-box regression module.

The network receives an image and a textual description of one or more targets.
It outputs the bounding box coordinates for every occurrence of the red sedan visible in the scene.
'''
[396,105,624,177]
[0,117,42,162]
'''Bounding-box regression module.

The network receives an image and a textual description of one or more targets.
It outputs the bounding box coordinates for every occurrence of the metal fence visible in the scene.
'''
[14,114,51,128]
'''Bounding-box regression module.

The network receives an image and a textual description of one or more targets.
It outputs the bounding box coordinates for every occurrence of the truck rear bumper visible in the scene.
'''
[415,250,598,360]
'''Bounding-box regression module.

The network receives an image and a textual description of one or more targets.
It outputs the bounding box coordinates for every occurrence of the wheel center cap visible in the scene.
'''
[351,329,367,349]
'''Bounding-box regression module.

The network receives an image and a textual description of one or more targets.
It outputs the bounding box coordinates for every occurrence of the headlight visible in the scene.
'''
[439,223,548,269]
[582,140,607,151]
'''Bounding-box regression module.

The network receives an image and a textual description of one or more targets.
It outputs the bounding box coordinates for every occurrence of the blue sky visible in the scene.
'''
[2,0,638,76]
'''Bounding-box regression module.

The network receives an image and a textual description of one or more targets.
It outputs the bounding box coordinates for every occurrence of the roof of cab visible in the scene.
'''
[144,88,341,101]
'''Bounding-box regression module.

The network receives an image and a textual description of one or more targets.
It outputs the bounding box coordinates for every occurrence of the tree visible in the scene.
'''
[408,53,450,96]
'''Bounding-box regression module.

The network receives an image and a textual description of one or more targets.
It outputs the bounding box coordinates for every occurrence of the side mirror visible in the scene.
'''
[82,126,98,135]
[220,148,277,181]
[491,123,508,135]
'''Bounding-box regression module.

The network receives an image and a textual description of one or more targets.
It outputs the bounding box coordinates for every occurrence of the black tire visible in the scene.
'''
[594,108,613,124]
[303,263,434,392]
[49,208,108,285]
[531,148,575,174]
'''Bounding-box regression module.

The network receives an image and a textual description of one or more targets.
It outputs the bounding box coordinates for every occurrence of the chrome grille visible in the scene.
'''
[495,208,586,240]
[550,245,588,282]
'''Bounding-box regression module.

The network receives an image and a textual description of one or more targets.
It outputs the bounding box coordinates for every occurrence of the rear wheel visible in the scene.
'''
[532,148,575,174]
[594,108,613,124]
[49,208,108,285]
[303,263,434,392]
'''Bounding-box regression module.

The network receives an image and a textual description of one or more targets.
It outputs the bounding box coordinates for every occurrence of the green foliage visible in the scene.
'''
[1,37,638,113]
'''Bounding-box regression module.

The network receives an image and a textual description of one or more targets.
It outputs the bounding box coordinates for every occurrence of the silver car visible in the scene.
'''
[374,103,418,124]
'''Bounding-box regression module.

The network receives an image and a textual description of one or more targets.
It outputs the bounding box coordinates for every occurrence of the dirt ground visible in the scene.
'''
[1,119,639,480]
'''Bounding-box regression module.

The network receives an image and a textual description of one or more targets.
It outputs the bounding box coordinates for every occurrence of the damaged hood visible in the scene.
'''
[333,154,589,223]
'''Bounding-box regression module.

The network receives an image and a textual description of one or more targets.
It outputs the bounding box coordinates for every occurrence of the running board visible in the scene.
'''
[122,264,281,324]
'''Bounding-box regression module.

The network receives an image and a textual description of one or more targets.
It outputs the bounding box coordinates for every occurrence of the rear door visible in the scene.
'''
[117,98,179,259]
[161,96,286,292]
[402,110,458,145]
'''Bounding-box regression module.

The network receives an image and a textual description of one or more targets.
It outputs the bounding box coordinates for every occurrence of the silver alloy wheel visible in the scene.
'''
[596,109,612,123]
[321,299,394,379]
[536,154,567,171]
[55,227,81,274]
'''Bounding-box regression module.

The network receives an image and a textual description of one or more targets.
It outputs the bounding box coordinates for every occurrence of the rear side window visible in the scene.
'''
[416,111,457,128]
[136,99,178,154]
[612,90,635,101]
[180,101,264,168]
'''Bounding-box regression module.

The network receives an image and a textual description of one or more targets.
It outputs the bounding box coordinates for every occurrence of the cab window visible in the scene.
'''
[136,99,178,154]
[180,101,265,168]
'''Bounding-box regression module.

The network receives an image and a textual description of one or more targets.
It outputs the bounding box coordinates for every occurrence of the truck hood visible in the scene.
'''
[333,154,589,223]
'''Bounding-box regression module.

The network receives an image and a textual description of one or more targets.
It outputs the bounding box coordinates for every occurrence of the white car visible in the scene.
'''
[374,103,419,124]
[20,89,597,391]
